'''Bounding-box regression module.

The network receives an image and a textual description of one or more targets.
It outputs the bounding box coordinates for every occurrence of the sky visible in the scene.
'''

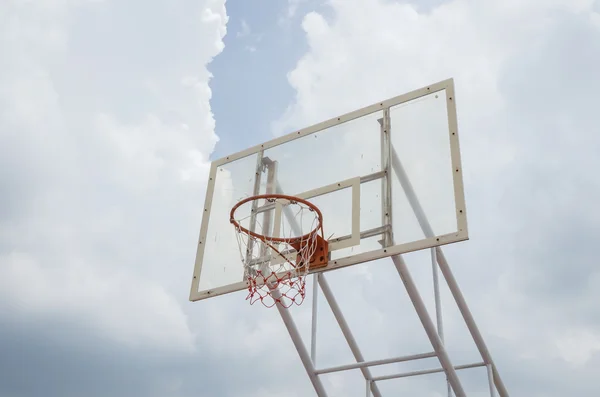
[1,0,600,396]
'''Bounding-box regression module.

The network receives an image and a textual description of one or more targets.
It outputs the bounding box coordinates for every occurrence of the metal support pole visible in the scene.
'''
[311,273,319,364]
[390,145,509,397]
[275,182,303,236]
[244,151,265,267]
[487,364,497,397]
[432,248,451,396]
[259,159,278,276]
[379,113,393,248]
[432,249,444,340]
[270,287,329,397]
[318,274,384,397]
[391,254,466,397]
[260,159,277,251]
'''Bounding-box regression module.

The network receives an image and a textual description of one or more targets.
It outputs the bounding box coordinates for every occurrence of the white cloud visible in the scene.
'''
[278,0,309,26]
[556,327,600,367]
[287,0,306,18]
[0,0,227,361]
[235,19,262,52]
[237,19,251,37]
[3,0,600,395]
[0,251,195,352]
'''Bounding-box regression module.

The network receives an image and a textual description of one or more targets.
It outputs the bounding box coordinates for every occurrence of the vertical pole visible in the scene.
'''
[365,379,371,397]
[379,113,393,247]
[275,181,303,236]
[487,364,497,397]
[431,249,444,341]
[244,151,265,269]
[260,159,277,258]
[391,254,466,397]
[432,248,451,397]
[311,273,319,364]
[256,158,278,278]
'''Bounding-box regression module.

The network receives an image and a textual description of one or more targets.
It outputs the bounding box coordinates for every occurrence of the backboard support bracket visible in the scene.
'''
[243,150,265,273]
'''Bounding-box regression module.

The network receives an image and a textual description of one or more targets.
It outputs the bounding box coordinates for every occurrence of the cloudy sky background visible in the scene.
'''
[1,0,600,396]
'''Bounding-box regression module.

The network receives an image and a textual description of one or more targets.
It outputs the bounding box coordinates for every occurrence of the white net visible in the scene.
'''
[231,196,322,308]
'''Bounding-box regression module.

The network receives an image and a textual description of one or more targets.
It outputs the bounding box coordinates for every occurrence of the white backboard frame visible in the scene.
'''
[190,78,467,302]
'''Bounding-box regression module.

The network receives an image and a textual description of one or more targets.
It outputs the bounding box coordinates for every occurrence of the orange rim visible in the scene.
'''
[229,194,324,244]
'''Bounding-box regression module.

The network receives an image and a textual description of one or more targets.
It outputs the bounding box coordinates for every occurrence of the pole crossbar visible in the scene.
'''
[372,361,486,382]
[315,352,437,375]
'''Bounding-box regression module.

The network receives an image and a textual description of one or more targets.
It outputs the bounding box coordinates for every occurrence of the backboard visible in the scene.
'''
[189,78,468,301]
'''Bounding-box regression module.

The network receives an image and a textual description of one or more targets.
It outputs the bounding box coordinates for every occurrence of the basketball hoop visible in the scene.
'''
[230,194,329,308]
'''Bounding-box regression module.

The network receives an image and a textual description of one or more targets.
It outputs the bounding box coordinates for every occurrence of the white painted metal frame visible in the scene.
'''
[188,78,508,396]
[190,78,468,301]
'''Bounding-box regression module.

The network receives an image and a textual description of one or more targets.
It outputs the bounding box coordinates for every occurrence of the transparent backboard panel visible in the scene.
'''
[390,88,457,244]
[191,79,467,301]
[262,111,382,196]
[199,154,260,291]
